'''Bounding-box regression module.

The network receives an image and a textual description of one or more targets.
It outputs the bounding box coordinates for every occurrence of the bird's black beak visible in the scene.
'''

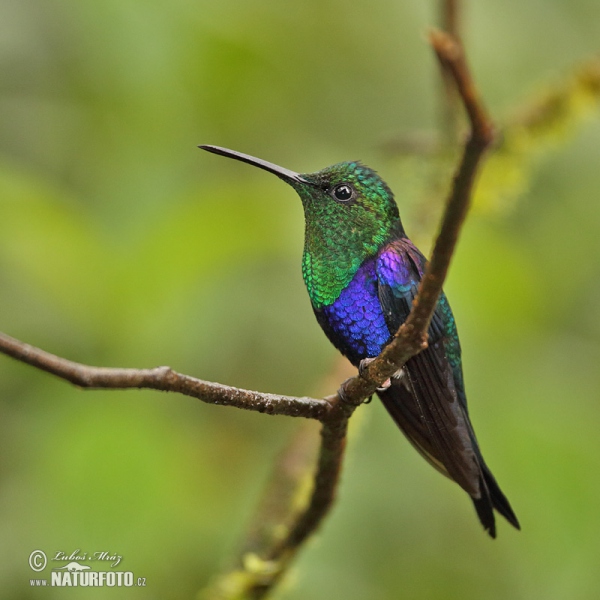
[199,145,310,185]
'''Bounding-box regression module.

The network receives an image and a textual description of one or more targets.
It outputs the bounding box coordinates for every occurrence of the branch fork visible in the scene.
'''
[0,29,492,600]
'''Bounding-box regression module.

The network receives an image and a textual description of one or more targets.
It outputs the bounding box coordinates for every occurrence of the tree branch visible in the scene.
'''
[265,402,352,558]
[0,331,329,420]
[0,28,492,600]
[439,0,463,144]
[441,0,460,38]
[237,422,321,559]
[333,29,493,407]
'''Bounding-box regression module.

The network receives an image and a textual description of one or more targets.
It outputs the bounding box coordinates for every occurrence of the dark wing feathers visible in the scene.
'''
[378,346,481,497]
[376,239,519,537]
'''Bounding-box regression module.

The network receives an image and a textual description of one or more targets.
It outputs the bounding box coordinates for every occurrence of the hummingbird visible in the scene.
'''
[200,145,520,538]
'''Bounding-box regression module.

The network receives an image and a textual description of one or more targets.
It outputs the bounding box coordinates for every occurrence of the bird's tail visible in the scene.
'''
[377,358,520,538]
[472,458,520,538]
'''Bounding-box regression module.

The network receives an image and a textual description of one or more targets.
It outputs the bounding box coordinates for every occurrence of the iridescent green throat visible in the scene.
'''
[293,161,403,309]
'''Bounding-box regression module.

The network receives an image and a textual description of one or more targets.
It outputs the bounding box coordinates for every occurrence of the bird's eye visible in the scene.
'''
[332,183,353,202]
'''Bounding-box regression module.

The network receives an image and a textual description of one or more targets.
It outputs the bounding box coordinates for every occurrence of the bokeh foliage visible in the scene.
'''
[1,1,599,598]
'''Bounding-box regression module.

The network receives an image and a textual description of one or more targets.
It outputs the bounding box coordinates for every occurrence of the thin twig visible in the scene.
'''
[441,0,460,37]
[240,411,353,599]
[439,0,463,144]
[237,422,321,559]
[0,331,329,420]
[266,402,353,557]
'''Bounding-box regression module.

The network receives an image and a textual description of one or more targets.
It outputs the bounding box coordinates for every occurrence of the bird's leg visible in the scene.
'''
[359,358,392,391]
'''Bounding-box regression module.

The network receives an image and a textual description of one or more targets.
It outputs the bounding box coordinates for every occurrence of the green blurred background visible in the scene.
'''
[1,0,599,598]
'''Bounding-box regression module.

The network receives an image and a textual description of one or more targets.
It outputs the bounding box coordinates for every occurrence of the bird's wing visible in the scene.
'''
[375,239,482,496]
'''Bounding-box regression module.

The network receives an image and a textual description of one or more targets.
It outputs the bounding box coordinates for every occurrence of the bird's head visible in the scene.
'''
[200,145,403,251]
[200,145,405,307]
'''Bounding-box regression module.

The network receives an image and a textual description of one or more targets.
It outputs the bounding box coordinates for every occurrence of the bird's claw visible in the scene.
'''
[376,378,392,392]
[359,358,393,392]
[358,358,375,378]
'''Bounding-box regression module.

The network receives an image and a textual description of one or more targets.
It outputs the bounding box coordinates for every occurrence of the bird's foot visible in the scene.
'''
[358,358,392,393]
[374,368,409,392]
[376,378,392,392]
[358,357,375,378]
[391,367,405,381]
